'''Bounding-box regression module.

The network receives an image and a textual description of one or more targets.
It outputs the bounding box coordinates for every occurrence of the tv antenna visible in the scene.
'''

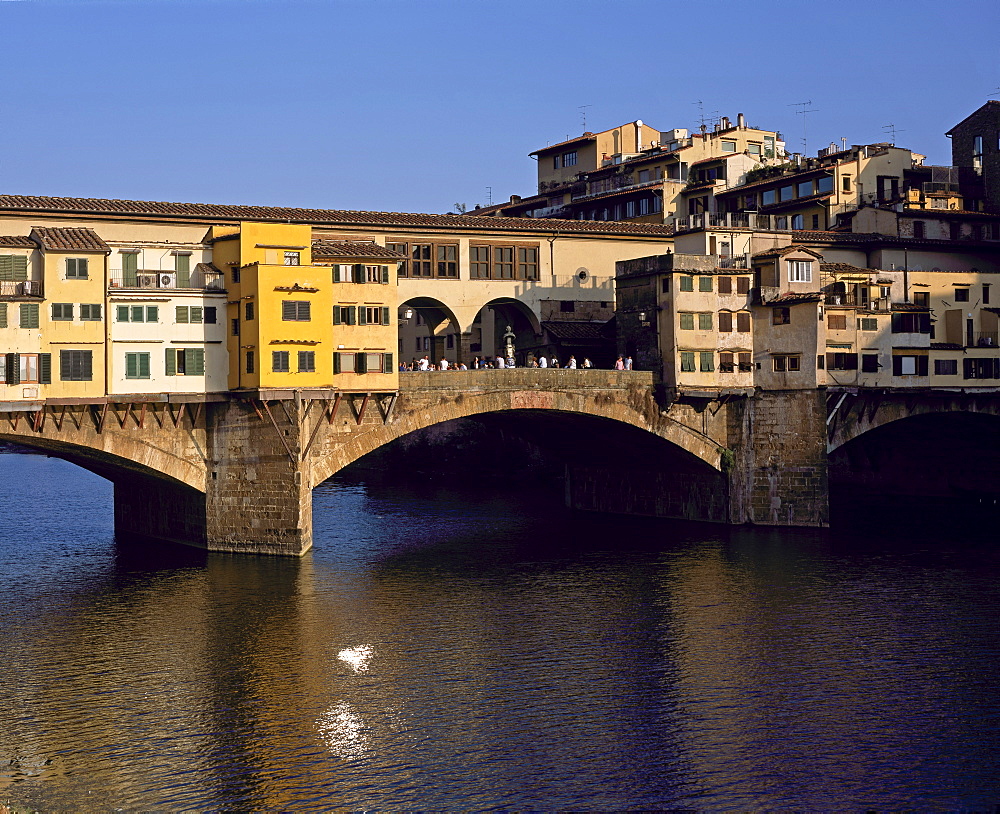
[486,186,493,206]
[882,123,905,144]
[579,104,593,131]
[693,100,719,129]
[789,101,819,154]
[989,86,1000,98]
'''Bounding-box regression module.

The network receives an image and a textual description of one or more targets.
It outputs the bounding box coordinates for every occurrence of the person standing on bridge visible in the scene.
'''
[615,356,625,370]
[440,358,449,370]
[539,356,547,369]
[419,356,430,371]
[568,356,577,369]
[496,355,505,368]
[625,356,633,370]
[582,357,592,369]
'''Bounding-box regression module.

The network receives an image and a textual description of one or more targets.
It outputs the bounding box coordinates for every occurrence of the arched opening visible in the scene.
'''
[319,409,728,527]
[467,298,541,367]
[397,297,462,368]
[829,411,1000,526]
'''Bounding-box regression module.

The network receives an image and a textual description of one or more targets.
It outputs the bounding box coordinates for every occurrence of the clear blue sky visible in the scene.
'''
[1,0,997,214]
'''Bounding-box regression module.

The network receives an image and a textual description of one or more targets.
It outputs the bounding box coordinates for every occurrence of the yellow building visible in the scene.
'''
[210,223,399,392]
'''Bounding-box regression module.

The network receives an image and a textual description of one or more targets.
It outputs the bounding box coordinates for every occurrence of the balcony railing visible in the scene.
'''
[0,280,42,297]
[109,269,226,291]
[717,255,749,269]
[974,332,999,348]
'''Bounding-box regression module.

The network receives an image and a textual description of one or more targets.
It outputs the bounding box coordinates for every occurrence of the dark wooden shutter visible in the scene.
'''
[358,306,367,326]
[381,307,390,325]
[347,306,356,325]
[894,356,904,376]
[333,353,341,374]
[917,355,928,376]
[204,307,216,324]
[82,351,92,380]
[826,353,835,370]
[381,265,390,284]
[5,353,19,384]
[383,352,393,371]
[357,353,368,373]
[919,313,931,333]
[845,354,858,370]
[333,306,341,325]
[353,264,365,283]
[282,301,295,320]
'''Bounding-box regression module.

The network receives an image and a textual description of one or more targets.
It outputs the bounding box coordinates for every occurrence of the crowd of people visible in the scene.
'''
[398,355,634,371]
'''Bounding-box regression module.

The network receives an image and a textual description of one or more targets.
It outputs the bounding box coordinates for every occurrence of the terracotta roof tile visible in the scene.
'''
[312,240,406,259]
[29,226,109,252]
[0,195,676,238]
[0,235,36,248]
[820,262,883,274]
[767,292,822,305]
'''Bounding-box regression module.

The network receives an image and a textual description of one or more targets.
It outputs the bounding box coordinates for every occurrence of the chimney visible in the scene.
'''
[635,120,643,153]
[713,122,721,133]
[794,153,802,167]
[737,112,746,128]
[721,116,731,129]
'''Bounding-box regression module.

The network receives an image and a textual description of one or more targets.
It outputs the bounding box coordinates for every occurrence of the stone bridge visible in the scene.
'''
[12,375,993,556]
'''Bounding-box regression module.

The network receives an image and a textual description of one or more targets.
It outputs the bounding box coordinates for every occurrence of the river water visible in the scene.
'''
[1,453,999,810]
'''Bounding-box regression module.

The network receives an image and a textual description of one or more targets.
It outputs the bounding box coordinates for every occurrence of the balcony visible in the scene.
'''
[109,268,225,292]
[0,280,42,298]
[717,255,749,269]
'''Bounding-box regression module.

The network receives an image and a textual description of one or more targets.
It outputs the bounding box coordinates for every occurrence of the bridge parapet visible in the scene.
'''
[400,369,654,391]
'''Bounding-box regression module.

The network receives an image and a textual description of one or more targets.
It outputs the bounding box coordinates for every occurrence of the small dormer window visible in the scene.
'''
[787,260,812,283]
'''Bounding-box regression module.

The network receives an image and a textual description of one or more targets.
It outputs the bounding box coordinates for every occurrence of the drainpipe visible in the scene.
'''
[903,247,909,303]
[547,231,559,284]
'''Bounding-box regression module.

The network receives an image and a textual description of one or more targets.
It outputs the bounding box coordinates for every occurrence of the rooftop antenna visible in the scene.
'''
[693,100,718,129]
[579,104,593,131]
[882,123,904,145]
[989,87,1000,98]
[486,186,493,206]
[789,100,819,154]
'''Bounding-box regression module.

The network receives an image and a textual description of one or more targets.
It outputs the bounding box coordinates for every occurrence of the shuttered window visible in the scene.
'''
[699,352,715,372]
[175,253,191,287]
[125,352,150,379]
[717,276,732,294]
[176,306,204,324]
[272,351,290,372]
[333,352,356,373]
[826,352,858,370]
[121,252,139,287]
[0,303,6,328]
[282,300,311,321]
[20,303,39,329]
[80,304,102,321]
[52,303,73,321]
[736,311,751,332]
[0,255,28,281]
[165,348,205,375]
[698,313,713,330]
[59,350,93,381]
[718,312,733,332]
[297,351,316,372]
[66,258,89,279]
[680,351,695,372]
[827,314,848,330]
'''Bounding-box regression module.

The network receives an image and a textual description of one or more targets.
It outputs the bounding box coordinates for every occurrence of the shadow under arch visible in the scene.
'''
[399,295,462,364]
[468,297,542,365]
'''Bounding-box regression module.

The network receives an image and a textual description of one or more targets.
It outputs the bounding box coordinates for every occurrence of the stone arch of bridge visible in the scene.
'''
[0,426,207,493]
[827,396,1000,454]
[307,386,723,490]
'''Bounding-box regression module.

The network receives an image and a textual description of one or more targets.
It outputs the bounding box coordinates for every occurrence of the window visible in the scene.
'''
[518,247,539,280]
[493,247,514,279]
[176,306,204,324]
[817,176,834,194]
[231,317,240,336]
[862,354,879,373]
[762,189,777,206]
[935,358,958,375]
[0,303,5,328]
[245,350,254,374]
[780,185,794,202]
[791,214,804,230]
[165,348,206,376]
[436,245,458,278]
[0,254,28,281]
[912,292,929,307]
[638,197,650,215]
[560,301,575,313]
[954,287,970,302]
[698,276,713,292]
[721,140,736,153]
[60,349,92,381]
[842,175,852,192]
[827,313,847,330]
[362,306,390,325]
[736,311,751,332]
[717,276,732,294]
[679,313,695,330]
[387,243,408,277]
[891,312,930,333]
[66,258,89,279]
[812,215,820,229]
[737,277,750,295]
[680,351,696,372]
[14,353,50,384]
[973,135,984,171]
[333,305,357,325]
[411,244,432,277]
[773,307,791,325]
[679,276,694,292]
[20,303,39,329]
[272,351,290,372]
[333,352,357,373]
[788,260,812,282]
[984,285,991,305]
[51,303,73,321]
[282,300,311,321]
[859,317,878,331]
[297,351,316,372]
[175,253,191,287]
[125,352,150,379]
[80,304,101,321]
[698,313,713,330]
[797,182,813,198]
[773,355,801,372]
[718,311,733,332]
[625,201,635,218]
[284,251,300,266]
[231,265,241,284]
[699,352,715,372]
[364,353,385,373]
[366,264,389,283]
[827,352,858,370]
[638,169,650,183]
[470,246,490,279]
[748,143,761,157]
[117,305,158,323]
[562,151,577,167]
[895,354,929,376]
[719,352,734,372]
[776,216,788,230]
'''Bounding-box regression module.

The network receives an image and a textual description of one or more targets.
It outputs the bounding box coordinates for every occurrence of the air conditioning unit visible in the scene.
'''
[159,273,177,289]
[137,273,159,288]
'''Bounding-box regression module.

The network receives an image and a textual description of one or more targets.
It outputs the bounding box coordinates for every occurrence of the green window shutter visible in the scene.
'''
[357,353,368,373]
[358,306,367,326]
[20,303,38,329]
[191,306,203,324]
[333,352,341,374]
[383,352,393,371]
[12,256,27,281]
[122,253,138,286]
[0,303,6,328]
[38,353,51,384]
[282,301,295,321]
[83,351,93,380]
[131,305,145,323]
[147,306,159,322]
[117,305,129,322]
[5,353,19,384]
[165,348,176,376]
[353,264,364,283]
[347,306,356,325]
[126,353,138,379]
[139,353,150,379]
[176,306,188,324]
[0,256,11,281]
[175,254,191,287]
[185,348,205,375]
[333,306,341,325]
[381,265,390,284]
[381,306,390,325]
